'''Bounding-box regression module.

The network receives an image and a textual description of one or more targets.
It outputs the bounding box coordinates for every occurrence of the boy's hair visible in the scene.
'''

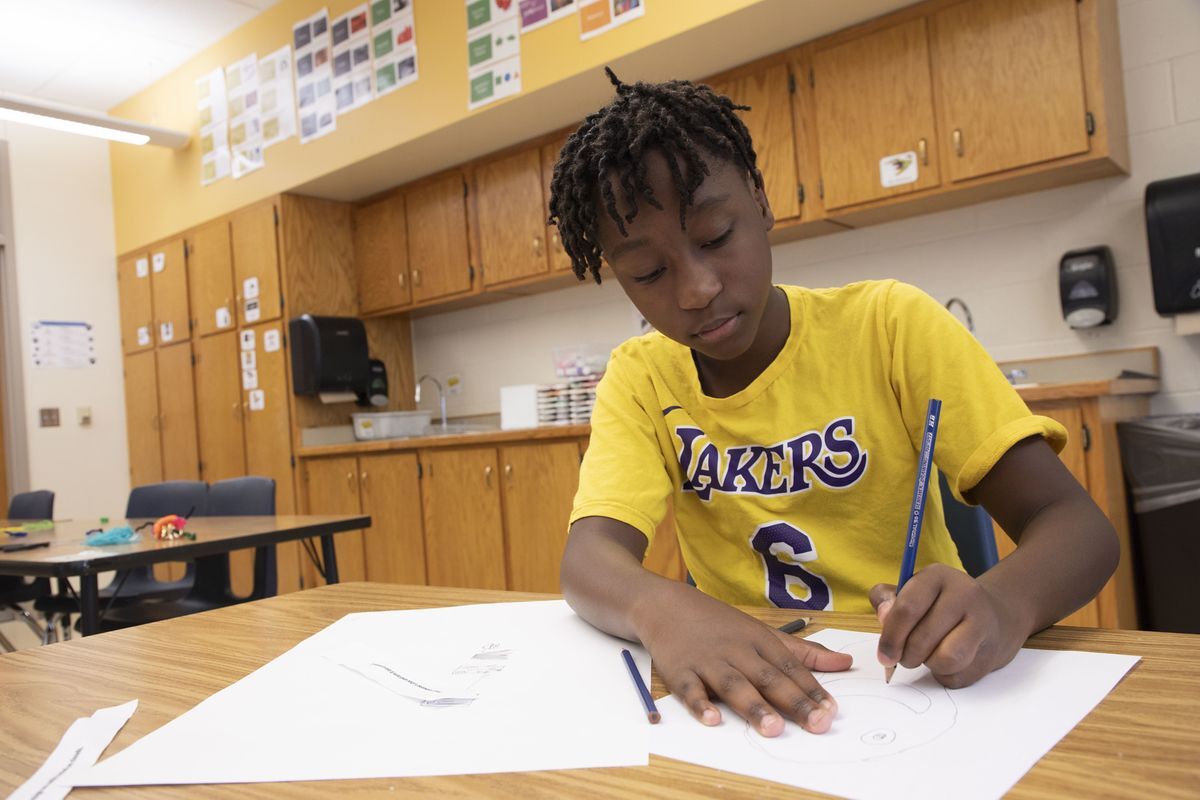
[547,68,763,284]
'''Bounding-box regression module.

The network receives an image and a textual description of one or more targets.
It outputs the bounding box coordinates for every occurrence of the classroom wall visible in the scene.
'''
[411,0,1200,418]
[0,122,130,519]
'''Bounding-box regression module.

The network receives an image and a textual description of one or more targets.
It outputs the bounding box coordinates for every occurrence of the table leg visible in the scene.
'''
[80,574,99,636]
[320,535,340,584]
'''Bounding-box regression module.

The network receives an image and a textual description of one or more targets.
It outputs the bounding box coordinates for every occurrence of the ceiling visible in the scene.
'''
[0,0,278,112]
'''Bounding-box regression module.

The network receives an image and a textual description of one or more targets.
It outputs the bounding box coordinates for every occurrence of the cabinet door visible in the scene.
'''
[540,137,575,275]
[117,253,154,354]
[187,219,236,337]
[154,342,200,481]
[475,148,549,287]
[303,456,367,584]
[123,350,162,486]
[150,238,190,346]
[359,452,426,585]
[709,62,802,222]
[355,193,410,313]
[406,173,473,303]
[500,441,581,593]
[231,200,282,325]
[421,448,506,589]
[812,18,941,210]
[932,0,1088,182]
[193,331,246,483]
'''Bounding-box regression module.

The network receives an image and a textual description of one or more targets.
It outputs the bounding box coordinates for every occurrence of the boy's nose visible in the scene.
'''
[676,259,721,310]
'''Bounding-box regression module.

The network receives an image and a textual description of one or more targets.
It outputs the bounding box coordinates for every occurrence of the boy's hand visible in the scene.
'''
[636,583,852,737]
[870,564,1027,688]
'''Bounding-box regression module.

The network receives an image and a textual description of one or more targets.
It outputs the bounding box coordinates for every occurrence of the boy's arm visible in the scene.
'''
[871,435,1119,687]
[562,516,852,736]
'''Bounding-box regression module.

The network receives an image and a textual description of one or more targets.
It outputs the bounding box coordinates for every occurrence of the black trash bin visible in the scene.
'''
[1117,415,1200,633]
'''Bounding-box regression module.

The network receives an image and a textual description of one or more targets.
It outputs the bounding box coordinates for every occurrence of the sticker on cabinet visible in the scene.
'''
[216,306,232,329]
[159,322,174,343]
[136,258,149,278]
[263,328,281,352]
[241,350,257,370]
[137,326,151,347]
[880,151,918,188]
[242,368,259,390]
[248,389,266,411]
[240,329,256,351]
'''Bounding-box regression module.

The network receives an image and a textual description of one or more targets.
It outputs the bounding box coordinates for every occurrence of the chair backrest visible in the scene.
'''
[938,472,999,578]
[7,490,54,520]
[126,481,208,519]
[205,476,275,516]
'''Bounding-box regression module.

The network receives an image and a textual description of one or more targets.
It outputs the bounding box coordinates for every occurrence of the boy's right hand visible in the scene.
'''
[635,582,852,737]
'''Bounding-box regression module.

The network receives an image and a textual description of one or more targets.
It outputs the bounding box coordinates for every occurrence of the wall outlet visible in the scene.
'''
[77,406,93,427]
[446,374,462,396]
[39,408,60,428]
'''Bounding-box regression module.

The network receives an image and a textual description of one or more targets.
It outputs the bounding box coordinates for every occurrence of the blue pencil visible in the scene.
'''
[621,648,660,724]
[886,397,942,684]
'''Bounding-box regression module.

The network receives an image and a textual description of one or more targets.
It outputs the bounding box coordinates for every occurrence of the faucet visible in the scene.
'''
[415,374,447,429]
[944,297,975,334]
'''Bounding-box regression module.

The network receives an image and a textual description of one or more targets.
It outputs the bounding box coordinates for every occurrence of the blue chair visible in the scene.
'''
[2,491,56,648]
[938,471,999,578]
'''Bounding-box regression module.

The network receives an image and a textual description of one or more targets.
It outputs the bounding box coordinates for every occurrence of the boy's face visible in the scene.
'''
[596,149,777,364]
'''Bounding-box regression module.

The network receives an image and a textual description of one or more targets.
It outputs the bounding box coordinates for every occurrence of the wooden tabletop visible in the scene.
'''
[0,516,370,577]
[1,583,1197,798]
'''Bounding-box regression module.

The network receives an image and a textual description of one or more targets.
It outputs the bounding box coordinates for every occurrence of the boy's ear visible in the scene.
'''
[749,170,775,231]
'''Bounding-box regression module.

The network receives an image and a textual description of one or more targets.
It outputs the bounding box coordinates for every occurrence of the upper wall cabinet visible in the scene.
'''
[149,238,190,347]
[406,172,475,304]
[931,0,1089,183]
[540,136,575,275]
[117,252,154,354]
[473,148,550,288]
[355,192,410,314]
[230,199,282,326]
[187,218,236,338]
[811,19,941,210]
[708,60,804,222]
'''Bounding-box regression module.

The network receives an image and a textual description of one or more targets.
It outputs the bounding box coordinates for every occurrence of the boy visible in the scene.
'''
[550,70,1118,738]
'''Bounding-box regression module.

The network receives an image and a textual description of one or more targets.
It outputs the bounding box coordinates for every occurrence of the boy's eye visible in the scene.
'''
[701,227,734,248]
[633,265,666,284]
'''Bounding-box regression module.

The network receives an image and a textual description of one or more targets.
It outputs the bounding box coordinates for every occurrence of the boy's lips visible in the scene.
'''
[694,313,739,342]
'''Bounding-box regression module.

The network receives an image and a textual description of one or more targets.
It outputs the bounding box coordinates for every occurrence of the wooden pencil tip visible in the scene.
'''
[884,665,896,684]
[648,711,661,724]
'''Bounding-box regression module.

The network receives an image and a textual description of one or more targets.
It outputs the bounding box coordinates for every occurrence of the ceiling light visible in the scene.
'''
[0,91,189,149]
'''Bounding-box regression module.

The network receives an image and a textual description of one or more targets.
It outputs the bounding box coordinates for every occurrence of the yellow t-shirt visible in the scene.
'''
[570,280,1066,614]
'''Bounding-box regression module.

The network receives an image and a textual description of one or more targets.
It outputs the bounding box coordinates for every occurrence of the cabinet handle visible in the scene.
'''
[232,402,241,418]
[412,269,422,287]
[504,463,512,483]
[484,465,493,488]
[551,231,561,250]
[533,236,543,257]
[346,471,355,488]
[917,138,928,165]
[360,471,368,487]
[953,129,964,157]
[397,271,405,288]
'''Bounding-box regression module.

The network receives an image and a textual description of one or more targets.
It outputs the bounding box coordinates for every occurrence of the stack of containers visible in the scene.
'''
[539,344,608,425]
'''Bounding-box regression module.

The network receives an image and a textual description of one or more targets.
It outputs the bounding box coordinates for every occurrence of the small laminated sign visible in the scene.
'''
[880,150,918,188]
[248,389,266,411]
[240,329,256,351]
[263,328,281,352]
[216,306,232,328]
[136,258,149,278]
[152,252,166,273]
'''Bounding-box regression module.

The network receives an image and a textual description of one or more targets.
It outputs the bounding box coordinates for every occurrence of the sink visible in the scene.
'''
[415,421,498,437]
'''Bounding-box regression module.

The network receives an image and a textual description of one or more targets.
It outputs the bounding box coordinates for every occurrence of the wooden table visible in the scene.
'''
[0,583,1197,798]
[0,515,368,635]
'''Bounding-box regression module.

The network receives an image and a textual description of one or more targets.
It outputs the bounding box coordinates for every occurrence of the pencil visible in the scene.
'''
[621,648,660,724]
[777,617,812,635]
[886,397,942,684]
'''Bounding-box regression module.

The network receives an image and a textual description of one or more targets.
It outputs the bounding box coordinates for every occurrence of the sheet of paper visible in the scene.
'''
[10,700,137,800]
[467,0,521,110]
[258,45,297,147]
[29,320,96,368]
[519,0,576,32]
[650,629,1139,800]
[294,8,337,143]
[331,4,374,114]
[579,0,644,41]
[196,67,230,186]
[78,600,649,786]
[371,0,419,98]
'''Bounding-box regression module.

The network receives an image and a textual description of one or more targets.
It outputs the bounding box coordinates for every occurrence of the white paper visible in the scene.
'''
[519,0,577,32]
[468,55,522,111]
[373,4,418,98]
[880,151,918,188]
[135,257,149,278]
[151,252,165,272]
[467,0,520,110]
[258,46,297,147]
[30,320,96,369]
[579,0,644,41]
[244,298,261,322]
[243,276,260,299]
[242,368,258,390]
[240,329,256,351]
[44,548,108,562]
[227,52,265,179]
[263,328,281,352]
[159,321,173,343]
[650,629,1139,800]
[136,326,150,347]
[215,306,232,329]
[196,67,231,186]
[331,4,374,115]
[240,350,257,370]
[79,601,649,786]
[248,388,266,412]
[294,8,338,143]
[10,700,137,800]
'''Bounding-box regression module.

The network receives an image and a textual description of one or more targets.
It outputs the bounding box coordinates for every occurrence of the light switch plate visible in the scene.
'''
[39,408,60,427]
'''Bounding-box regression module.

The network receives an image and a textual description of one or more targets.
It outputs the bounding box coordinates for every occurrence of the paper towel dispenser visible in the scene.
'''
[288,314,370,403]
[1145,171,1200,315]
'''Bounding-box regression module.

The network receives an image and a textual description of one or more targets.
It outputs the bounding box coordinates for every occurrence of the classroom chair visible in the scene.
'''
[100,477,278,630]
[939,471,999,578]
[1,490,56,648]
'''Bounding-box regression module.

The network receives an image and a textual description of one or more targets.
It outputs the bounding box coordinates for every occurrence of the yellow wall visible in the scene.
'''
[108,0,766,253]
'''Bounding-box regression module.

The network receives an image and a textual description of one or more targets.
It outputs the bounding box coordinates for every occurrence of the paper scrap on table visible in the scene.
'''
[78,600,649,786]
[650,629,1139,800]
[10,700,137,800]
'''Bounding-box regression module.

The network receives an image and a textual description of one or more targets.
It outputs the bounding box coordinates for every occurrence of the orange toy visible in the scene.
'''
[152,514,188,540]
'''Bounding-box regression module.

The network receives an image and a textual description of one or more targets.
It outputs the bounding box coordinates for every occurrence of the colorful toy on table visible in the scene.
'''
[2,520,55,537]
[85,526,141,546]
[151,514,195,541]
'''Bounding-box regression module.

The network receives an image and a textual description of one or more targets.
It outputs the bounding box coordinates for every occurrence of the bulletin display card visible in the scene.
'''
[467,0,522,110]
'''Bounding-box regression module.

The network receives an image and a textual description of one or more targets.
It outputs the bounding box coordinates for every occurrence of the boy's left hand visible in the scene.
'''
[869,564,1028,688]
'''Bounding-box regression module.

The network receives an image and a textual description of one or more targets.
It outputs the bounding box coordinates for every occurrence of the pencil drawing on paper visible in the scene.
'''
[333,641,512,708]
[744,636,958,764]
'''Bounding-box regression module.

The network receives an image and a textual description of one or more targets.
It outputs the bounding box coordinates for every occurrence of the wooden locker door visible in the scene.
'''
[932,0,1089,182]
[421,447,506,589]
[117,253,154,354]
[540,137,574,274]
[231,199,282,325]
[192,331,247,483]
[187,219,236,337]
[475,148,549,287]
[406,173,473,303]
[303,457,367,584]
[359,453,426,585]
[149,238,190,346]
[354,193,410,313]
[812,18,941,210]
[709,62,802,222]
[123,350,163,487]
[154,342,200,481]
[500,441,581,593]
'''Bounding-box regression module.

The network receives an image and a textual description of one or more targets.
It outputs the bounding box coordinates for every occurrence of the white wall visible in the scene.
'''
[0,122,129,519]
[413,0,1200,418]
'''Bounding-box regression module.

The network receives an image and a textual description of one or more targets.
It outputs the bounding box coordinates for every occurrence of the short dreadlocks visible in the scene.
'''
[547,67,763,285]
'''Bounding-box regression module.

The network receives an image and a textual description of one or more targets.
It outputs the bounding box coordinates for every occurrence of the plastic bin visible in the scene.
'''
[1117,415,1200,633]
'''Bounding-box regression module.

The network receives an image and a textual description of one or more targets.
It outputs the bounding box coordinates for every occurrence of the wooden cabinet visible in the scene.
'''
[117,253,154,354]
[931,0,1089,183]
[230,199,282,325]
[192,331,246,483]
[539,137,574,275]
[302,456,367,584]
[474,148,549,288]
[500,441,581,593]
[187,219,236,337]
[149,238,190,346]
[354,193,410,313]
[421,447,506,590]
[406,173,474,304]
[123,350,162,486]
[359,452,426,585]
[154,342,200,482]
[708,60,804,222]
[811,18,941,210]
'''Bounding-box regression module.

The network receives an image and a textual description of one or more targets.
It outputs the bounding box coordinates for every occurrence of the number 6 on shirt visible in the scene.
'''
[750,522,832,610]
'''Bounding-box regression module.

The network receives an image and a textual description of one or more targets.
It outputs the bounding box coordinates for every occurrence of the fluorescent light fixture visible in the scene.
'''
[0,91,189,149]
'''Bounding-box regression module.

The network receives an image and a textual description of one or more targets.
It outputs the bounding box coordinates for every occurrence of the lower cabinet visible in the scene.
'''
[302,456,368,584]
[421,447,506,590]
[500,440,583,593]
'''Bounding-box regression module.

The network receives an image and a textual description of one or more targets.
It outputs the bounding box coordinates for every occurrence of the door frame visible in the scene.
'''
[0,140,31,499]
